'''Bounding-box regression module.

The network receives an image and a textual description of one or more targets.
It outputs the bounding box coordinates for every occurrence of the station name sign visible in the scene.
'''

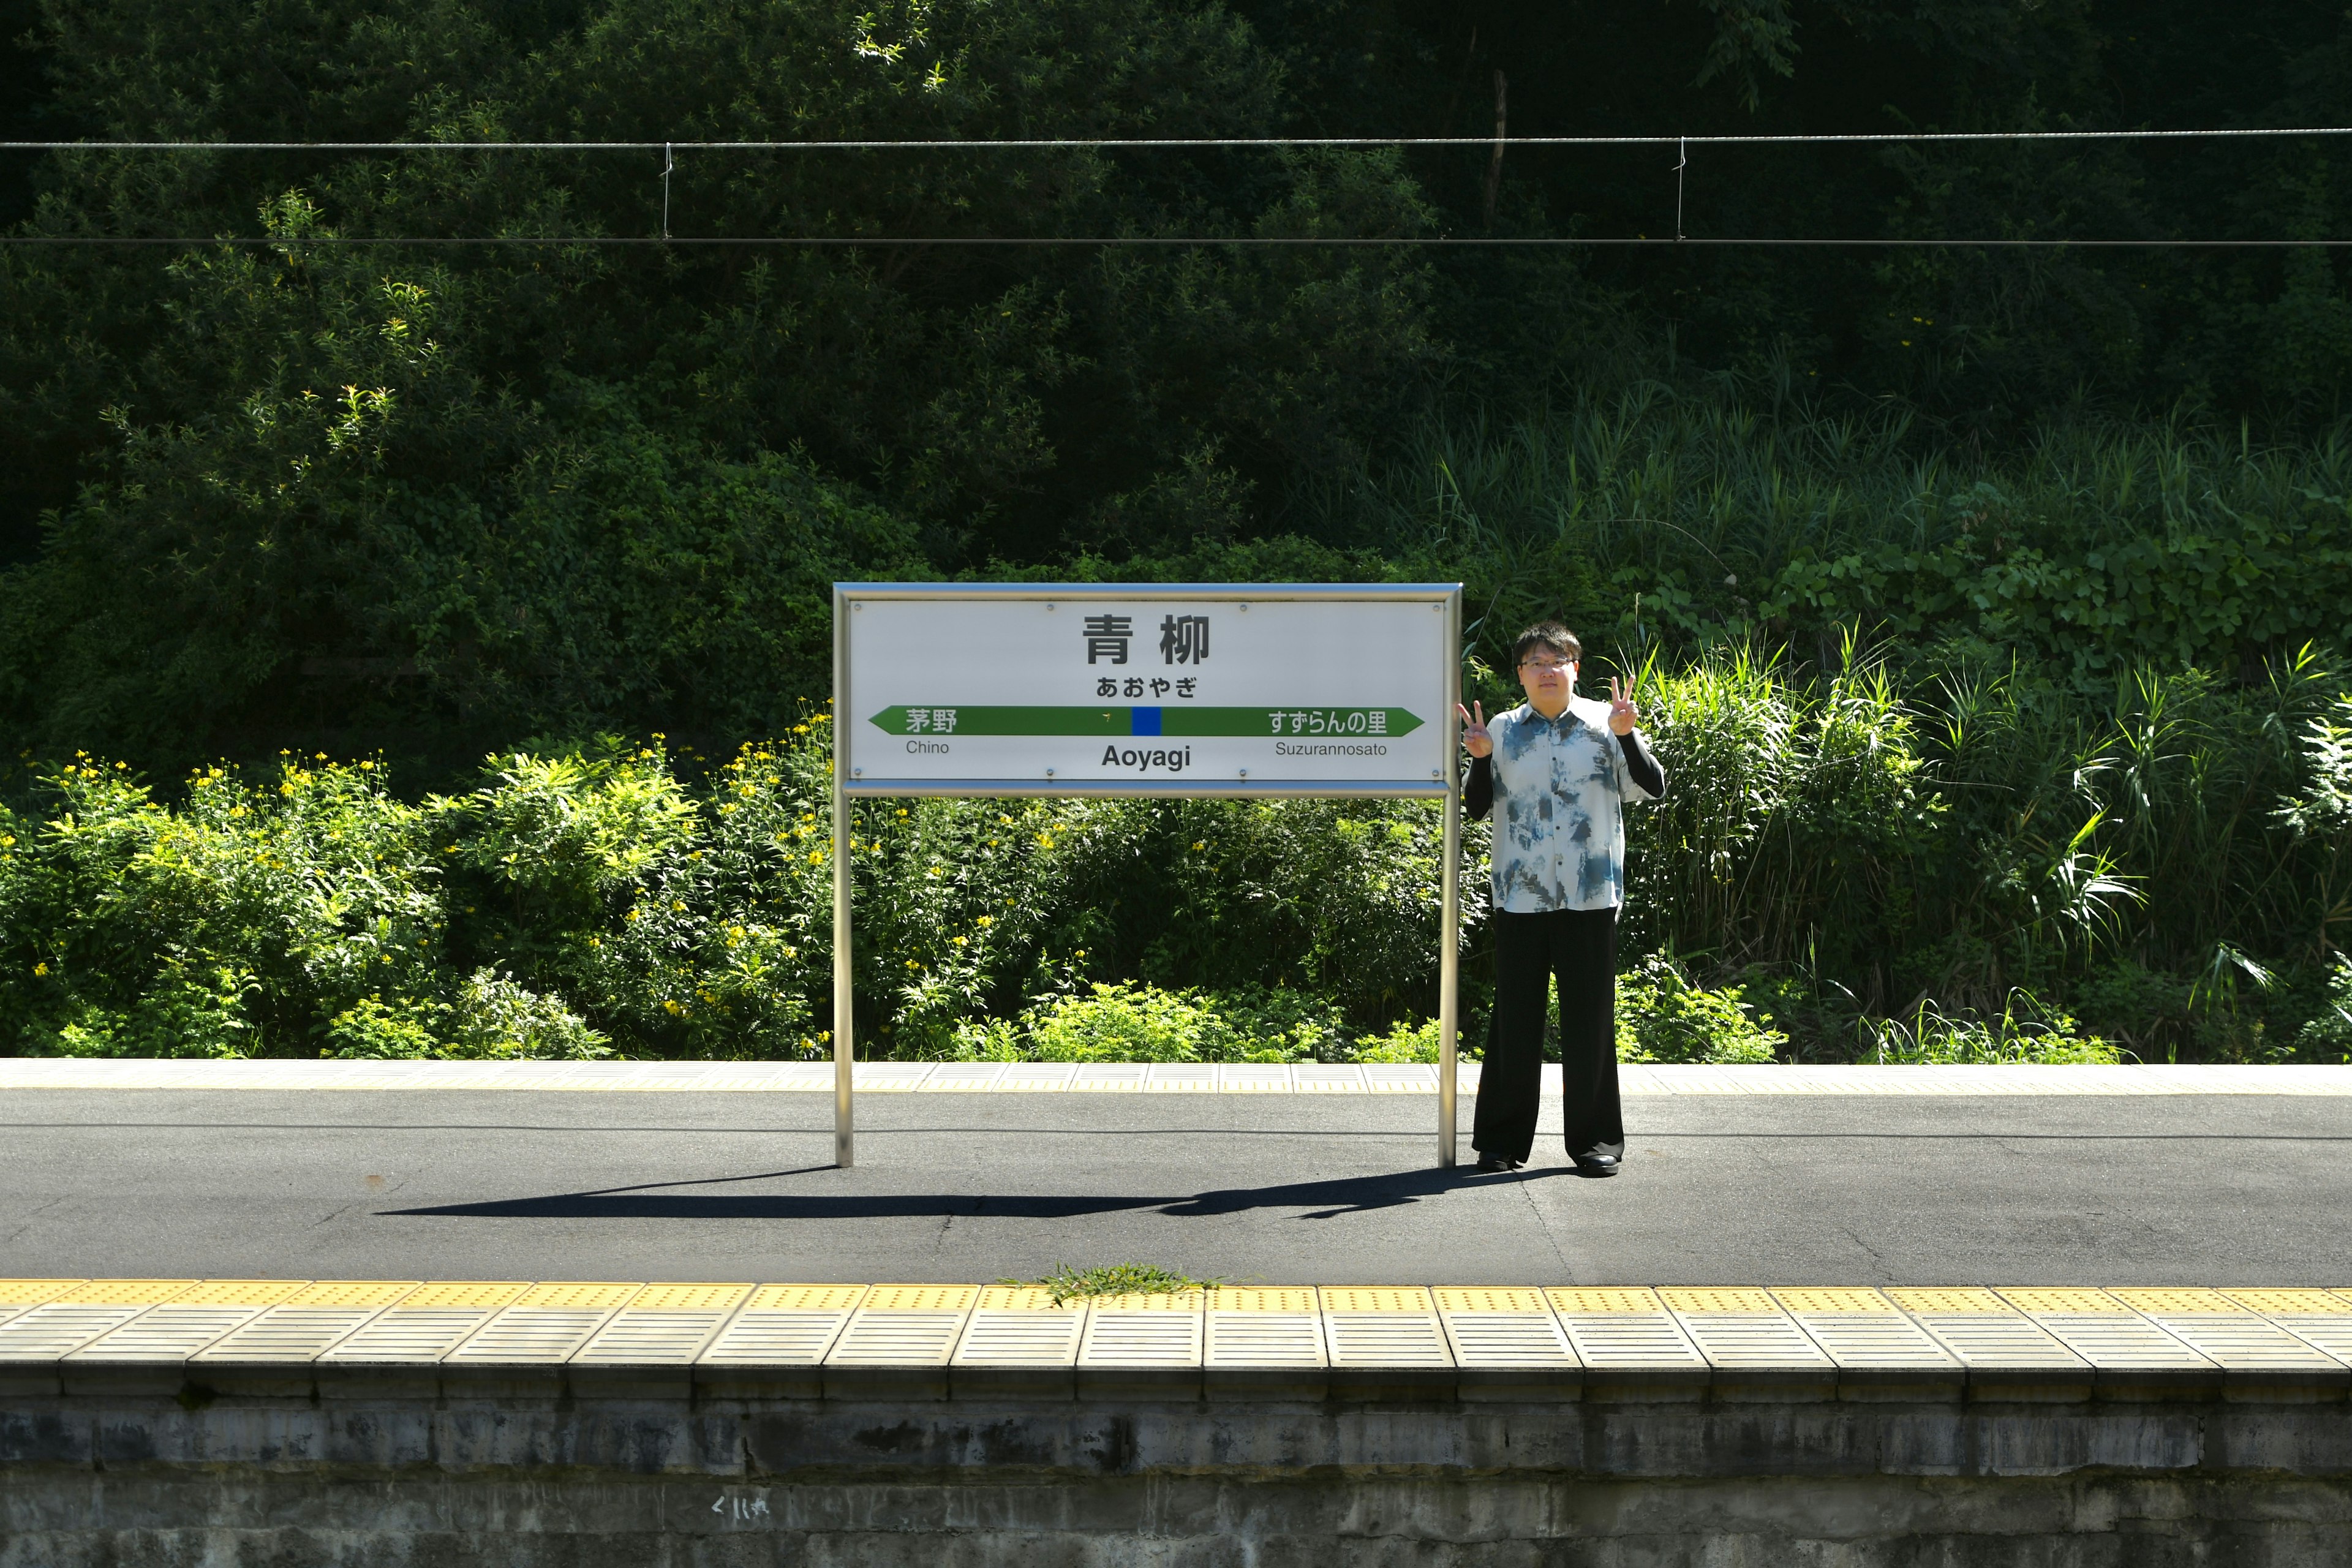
[836,584,1458,796]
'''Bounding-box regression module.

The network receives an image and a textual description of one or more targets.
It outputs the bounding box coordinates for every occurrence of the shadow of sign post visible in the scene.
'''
[832,582,1466,1169]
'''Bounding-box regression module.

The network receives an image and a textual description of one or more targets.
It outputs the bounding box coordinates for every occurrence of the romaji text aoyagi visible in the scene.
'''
[1101,745,1193,773]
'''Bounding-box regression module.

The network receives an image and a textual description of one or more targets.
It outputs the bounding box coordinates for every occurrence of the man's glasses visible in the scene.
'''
[1518,658,1575,673]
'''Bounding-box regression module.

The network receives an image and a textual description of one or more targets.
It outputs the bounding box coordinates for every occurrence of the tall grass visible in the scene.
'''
[1303,379,2352,679]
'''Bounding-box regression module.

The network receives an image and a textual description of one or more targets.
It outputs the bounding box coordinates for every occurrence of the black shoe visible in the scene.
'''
[1572,1154,1619,1178]
[1505,1159,1526,1170]
[1472,1156,1512,1174]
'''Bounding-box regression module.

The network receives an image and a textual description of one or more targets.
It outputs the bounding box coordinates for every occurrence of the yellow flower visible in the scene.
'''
[976,915,993,927]
[952,936,967,946]
[33,962,48,976]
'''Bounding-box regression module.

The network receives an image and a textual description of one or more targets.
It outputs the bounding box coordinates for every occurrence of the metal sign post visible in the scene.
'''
[831,582,1464,1169]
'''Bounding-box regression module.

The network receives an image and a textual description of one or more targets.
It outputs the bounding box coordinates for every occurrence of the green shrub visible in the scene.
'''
[1024,982,1214,1062]
[55,954,260,1059]
[1351,1017,1452,1063]
[326,971,611,1061]
[2295,957,2352,1062]
[1856,991,2120,1065]
[3,636,2347,1067]
[1615,955,1785,1065]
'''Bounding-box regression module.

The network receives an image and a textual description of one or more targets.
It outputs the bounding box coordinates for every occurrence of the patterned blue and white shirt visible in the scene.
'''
[1468,698,1664,913]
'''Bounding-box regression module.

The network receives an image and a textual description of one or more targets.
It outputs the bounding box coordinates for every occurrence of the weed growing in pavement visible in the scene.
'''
[1010,1264,1221,1303]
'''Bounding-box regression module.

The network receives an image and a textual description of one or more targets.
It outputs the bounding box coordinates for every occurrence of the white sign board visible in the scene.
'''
[837,584,1459,796]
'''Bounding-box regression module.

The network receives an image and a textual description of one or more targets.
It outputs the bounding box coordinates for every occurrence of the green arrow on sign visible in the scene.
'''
[869,705,1423,739]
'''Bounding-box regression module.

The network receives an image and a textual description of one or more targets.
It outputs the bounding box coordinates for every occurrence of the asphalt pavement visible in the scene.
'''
[2,1088,2343,1284]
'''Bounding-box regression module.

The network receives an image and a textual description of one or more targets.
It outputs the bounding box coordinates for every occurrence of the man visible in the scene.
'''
[1458,622,1665,1176]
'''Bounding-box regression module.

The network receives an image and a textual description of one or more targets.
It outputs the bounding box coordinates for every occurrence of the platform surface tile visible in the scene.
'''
[9,1058,2352,1095]
[16,1279,2347,1387]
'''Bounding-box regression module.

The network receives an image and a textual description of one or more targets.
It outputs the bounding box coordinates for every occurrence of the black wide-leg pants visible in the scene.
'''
[1472,905,1624,1164]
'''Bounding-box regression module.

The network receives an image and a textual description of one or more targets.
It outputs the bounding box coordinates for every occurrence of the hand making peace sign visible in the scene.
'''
[1607,672,1641,736]
[1457,699,1493,757]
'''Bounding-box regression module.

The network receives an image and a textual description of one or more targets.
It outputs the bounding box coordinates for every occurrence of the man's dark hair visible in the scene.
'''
[1512,621,1582,667]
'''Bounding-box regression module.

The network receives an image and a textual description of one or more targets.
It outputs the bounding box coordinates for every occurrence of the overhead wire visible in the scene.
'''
[5,126,2352,150]
[3,124,2346,246]
[5,235,2351,248]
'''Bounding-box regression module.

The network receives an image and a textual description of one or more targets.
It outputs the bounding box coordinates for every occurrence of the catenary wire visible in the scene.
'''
[2,235,2348,247]
[5,127,2352,151]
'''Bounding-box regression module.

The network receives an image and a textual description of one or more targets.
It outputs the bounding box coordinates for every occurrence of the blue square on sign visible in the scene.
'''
[1131,707,1163,736]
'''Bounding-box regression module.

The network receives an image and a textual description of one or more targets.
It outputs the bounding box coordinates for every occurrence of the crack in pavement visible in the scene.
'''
[0,1196,67,1249]
[1519,1171,1575,1281]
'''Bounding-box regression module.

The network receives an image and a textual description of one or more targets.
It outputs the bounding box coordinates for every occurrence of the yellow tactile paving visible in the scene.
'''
[1772,1288,1897,1314]
[1088,1291,1205,1311]
[745,1284,869,1311]
[0,1281,84,1308]
[53,1280,200,1305]
[1884,1288,2010,1314]
[2108,1289,2240,1314]
[510,1282,646,1311]
[165,1280,313,1308]
[2223,1289,2352,1315]
[1213,1287,1319,1313]
[279,1281,421,1309]
[625,1284,755,1313]
[976,1286,1066,1311]
[1436,1287,1549,1313]
[399,1281,532,1310]
[1997,1287,2128,1314]
[1547,1287,1665,1314]
[863,1285,980,1311]
[1659,1288,1782,1314]
[1319,1287,1435,1312]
